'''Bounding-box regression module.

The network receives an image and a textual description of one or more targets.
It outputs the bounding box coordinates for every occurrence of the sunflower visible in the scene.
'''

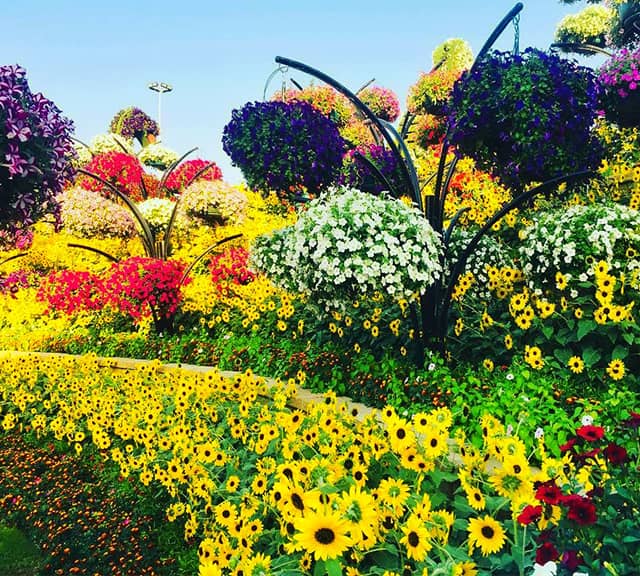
[467,515,506,556]
[606,358,625,380]
[377,478,410,511]
[453,562,479,576]
[400,513,432,561]
[567,356,584,374]
[293,509,352,560]
[464,485,486,511]
[337,485,379,547]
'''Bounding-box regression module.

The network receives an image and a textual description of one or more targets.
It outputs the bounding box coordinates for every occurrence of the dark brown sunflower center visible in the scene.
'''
[481,525,495,539]
[396,428,406,439]
[291,493,305,511]
[315,527,336,544]
[430,438,438,448]
[408,531,420,547]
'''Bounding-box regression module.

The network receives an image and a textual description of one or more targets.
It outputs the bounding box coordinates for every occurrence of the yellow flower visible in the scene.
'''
[467,515,506,556]
[606,358,625,381]
[293,509,352,560]
[400,513,432,561]
[567,356,585,374]
[482,358,494,372]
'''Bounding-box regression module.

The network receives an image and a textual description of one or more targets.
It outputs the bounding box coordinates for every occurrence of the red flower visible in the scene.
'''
[604,443,628,465]
[559,437,578,452]
[562,550,582,571]
[517,504,543,525]
[561,494,597,526]
[576,425,605,442]
[624,411,640,429]
[165,159,222,192]
[535,481,563,505]
[536,541,560,565]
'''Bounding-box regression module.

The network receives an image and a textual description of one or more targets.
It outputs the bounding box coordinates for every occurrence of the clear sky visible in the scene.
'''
[1,1,601,184]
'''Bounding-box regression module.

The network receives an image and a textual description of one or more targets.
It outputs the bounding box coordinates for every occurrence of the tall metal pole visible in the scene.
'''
[148,81,173,136]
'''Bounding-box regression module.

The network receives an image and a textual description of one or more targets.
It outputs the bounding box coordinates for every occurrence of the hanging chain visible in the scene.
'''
[513,13,520,55]
[280,65,288,102]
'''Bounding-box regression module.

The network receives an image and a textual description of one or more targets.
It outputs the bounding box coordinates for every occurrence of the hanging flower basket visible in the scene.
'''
[599,45,640,128]
[448,48,603,190]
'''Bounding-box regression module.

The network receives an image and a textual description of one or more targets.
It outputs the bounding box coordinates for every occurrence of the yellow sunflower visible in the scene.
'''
[293,509,352,560]
[467,515,506,556]
[400,513,432,561]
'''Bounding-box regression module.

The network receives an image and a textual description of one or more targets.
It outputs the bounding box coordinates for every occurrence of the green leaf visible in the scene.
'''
[553,348,572,365]
[611,344,629,360]
[324,558,343,576]
[622,331,635,345]
[577,319,596,341]
[541,324,554,340]
[582,347,601,367]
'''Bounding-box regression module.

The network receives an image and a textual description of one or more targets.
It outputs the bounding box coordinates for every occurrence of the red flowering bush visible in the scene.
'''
[520,415,640,574]
[38,257,190,332]
[37,269,106,315]
[410,113,446,149]
[209,246,255,294]
[76,151,146,202]
[104,257,189,322]
[164,159,223,193]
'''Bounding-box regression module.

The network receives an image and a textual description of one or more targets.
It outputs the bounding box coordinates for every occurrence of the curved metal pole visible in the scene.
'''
[471,3,524,73]
[351,152,396,196]
[179,233,243,286]
[68,243,120,263]
[550,42,613,58]
[275,56,418,200]
[436,170,596,348]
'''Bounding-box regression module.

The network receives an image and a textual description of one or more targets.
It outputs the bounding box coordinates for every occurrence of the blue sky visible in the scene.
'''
[2,1,600,184]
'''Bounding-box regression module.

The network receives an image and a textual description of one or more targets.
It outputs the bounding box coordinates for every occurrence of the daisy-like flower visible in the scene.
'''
[606,358,625,380]
[567,356,585,374]
[293,508,352,560]
[400,513,432,561]
[467,515,506,556]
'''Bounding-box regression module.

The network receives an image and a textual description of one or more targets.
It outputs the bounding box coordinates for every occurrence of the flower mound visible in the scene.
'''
[109,107,159,139]
[357,86,401,122]
[0,64,76,246]
[222,100,346,199]
[599,46,640,128]
[448,48,603,190]
[164,159,223,192]
[180,180,247,226]
[554,5,614,49]
[407,67,462,115]
[251,187,442,310]
[137,197,176,235]
[76,151,146,202]
[518,202,640,290]
[60,187,137,239]
[137,143,179,170]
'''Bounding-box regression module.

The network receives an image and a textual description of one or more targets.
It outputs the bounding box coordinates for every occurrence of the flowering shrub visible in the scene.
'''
[448,48,603,189]
[180,180,248,226]
[0,64,76,247]
[136,197,176,236]
[89,132,134,155]
[599,45,640,127]
[209,246,255,293]
[357,85,400,122]
[272,84,354,126]
[407,67,463,115]
[432,38,474,70]
[521,415,640,575]
[222,100,346,200]
[109,107,159,140]
[60,187,137,239]
[164,158,223,192]
[554,4,614,48]
[38,257,189,328]
[137,143,180,170]
[339,144,405,194]
[408,113,447,149]
[518,202,640,291]
[104,257,188,323]
[251,187,442,310]
[76,151,145,201]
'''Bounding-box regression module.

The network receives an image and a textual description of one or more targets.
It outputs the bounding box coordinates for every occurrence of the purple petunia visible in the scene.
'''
[0,64,76,248]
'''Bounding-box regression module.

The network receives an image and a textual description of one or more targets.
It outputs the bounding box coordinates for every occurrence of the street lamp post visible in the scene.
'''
[148,81,173,136]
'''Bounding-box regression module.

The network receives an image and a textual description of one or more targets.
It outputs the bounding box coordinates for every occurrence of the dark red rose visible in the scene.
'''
[604,443,628,465]
[536,541,560,565]
[517,504,543,525]
[536,481,563,505]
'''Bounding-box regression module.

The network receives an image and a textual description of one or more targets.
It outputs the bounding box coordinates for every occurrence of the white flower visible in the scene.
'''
[581,414,594,426]
[535,427,545,439]
[531,561,557,576]
[427,363,436,371]
[506,373,514,381]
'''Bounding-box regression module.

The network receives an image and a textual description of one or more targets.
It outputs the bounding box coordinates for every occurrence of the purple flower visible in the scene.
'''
[0,64,76,247]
